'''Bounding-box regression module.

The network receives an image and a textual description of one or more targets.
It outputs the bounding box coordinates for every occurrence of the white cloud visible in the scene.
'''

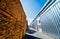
[27,18,33,25]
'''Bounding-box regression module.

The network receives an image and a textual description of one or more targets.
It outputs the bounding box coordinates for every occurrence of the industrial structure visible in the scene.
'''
[30,0,60,39]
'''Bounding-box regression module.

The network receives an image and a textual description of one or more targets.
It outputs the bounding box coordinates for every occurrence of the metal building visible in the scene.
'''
[30,0,60,39]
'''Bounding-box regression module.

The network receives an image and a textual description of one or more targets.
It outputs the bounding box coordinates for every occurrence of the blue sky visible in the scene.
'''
[20,0,47,25]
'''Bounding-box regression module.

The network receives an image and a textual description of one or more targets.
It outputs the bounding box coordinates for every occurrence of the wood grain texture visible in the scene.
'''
[0,0,27,39]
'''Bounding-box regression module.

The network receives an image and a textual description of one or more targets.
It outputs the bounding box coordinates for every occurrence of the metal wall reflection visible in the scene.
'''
[30,0,60,39]
[40,2,60,39]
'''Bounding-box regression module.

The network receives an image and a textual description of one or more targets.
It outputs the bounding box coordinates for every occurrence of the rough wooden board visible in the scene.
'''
[0,0,27,39]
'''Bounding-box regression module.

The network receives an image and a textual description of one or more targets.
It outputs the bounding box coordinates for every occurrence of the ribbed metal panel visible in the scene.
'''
[40,2,60,39]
